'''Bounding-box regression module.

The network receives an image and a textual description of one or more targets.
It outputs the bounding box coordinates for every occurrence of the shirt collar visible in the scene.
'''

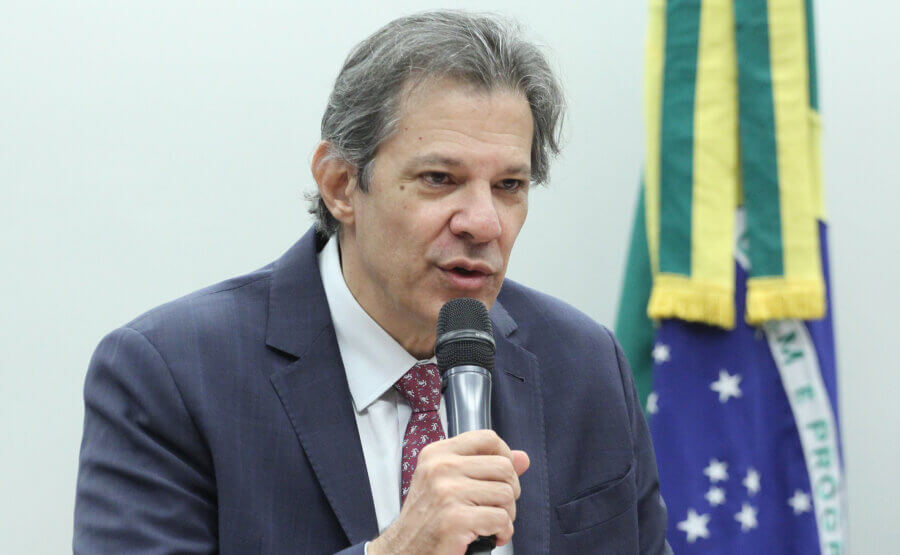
[318,235,434,412]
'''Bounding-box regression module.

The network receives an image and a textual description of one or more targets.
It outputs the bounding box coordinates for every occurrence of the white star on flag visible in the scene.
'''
[787,490,812,515]
[743,468,761,496]
[677,509,711,543]
[710,369,743,403]
[652,343,670,364]
[705,486,726,507]
[734,503,759,532]
[646,392,659,415]
[703,459,729,483]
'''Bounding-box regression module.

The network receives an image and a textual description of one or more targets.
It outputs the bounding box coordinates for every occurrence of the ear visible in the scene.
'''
[312,141,358,227]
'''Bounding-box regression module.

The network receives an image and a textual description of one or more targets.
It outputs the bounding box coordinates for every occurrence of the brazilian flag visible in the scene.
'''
[616,0,845,552]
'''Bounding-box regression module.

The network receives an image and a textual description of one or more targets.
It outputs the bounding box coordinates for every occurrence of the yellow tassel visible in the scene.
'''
[746,277,827,324]
[647,274,736,329]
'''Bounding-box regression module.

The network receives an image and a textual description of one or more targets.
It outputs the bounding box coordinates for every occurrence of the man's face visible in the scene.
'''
[338,79,533,355]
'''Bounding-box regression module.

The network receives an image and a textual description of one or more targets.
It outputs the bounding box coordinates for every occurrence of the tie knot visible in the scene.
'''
[394,363,442,413]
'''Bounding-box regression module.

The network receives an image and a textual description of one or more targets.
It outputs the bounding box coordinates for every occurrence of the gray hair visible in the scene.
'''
[310,10,566,236]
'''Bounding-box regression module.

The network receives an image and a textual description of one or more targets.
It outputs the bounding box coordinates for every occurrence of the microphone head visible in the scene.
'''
[435,298,495,373]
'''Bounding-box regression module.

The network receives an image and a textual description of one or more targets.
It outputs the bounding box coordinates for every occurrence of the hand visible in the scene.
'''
[368,430,530,555]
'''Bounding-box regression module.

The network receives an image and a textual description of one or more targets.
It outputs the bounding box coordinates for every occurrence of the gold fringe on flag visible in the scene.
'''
[643,0,827,329]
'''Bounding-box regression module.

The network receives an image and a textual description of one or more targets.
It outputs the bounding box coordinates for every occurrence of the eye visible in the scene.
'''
[422,172,452,186]
[497,178,527,192]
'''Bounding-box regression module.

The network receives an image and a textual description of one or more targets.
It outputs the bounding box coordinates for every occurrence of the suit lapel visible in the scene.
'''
[269,334,379,545]
[491,302,550,555]
[265,229,379,546]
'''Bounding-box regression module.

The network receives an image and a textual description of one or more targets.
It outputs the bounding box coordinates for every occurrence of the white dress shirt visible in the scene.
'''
[318,236,512,554]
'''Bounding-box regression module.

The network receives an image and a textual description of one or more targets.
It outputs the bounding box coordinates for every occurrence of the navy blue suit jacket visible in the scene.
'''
[74,228,670,554]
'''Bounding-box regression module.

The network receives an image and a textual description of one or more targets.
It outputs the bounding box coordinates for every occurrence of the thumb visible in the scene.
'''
[511,450,530,476]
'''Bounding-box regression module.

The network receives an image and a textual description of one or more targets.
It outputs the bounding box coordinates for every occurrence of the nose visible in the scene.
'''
[449,182,502,244]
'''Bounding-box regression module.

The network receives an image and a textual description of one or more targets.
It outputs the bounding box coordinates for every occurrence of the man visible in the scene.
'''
[74,11,670,554]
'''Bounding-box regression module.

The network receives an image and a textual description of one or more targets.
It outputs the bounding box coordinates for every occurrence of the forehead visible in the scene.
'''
[381,78,534,169]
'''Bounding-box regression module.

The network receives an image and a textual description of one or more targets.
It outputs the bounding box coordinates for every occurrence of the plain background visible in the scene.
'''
[1,1,896,552]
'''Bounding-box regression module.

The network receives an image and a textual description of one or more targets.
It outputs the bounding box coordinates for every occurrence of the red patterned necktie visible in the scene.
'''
[394,362,446,504]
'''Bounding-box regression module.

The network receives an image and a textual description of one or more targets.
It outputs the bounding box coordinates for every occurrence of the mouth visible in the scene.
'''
[438,261,495,291]
[448,266,484,277]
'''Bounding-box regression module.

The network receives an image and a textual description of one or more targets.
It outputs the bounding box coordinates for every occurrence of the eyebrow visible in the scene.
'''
[404,154,531,176]
[407,154,463,169]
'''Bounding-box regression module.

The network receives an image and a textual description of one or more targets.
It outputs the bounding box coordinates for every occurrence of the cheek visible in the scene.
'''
[401,207,453,246]
[501,203,528,247]
[376,209,443,275]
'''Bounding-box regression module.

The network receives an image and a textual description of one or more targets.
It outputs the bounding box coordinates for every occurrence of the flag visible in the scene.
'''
[616,0,845,552]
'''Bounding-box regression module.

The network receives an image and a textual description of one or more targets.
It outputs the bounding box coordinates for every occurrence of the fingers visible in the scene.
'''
[457,455,521,498]
[390,431,527,553]
[417,431,527,500]
[458,477,517,522]
[463,506,515,546]
[440,429,514,459]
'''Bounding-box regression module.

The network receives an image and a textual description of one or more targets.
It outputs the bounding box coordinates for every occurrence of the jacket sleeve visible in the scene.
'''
[74,326,217,553]
[608,328,673,555]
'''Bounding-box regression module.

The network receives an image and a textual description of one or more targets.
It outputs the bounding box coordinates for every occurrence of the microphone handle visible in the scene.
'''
[443,365,492,435]
[443,365,495,554]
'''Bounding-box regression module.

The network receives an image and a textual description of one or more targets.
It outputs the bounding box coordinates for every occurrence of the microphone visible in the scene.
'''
[435,298,496,555]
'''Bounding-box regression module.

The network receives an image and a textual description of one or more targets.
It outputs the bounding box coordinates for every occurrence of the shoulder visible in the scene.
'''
[84,263,279,400]
[123,264,274,344]
[84,262,283,430]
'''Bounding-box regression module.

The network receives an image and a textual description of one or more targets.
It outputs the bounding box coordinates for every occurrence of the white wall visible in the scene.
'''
[1,1,896,552]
